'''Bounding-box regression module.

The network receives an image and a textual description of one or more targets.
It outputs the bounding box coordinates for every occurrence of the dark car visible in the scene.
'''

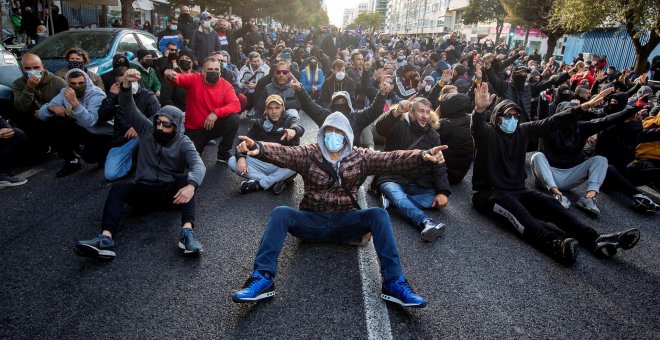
[25,28,161,76]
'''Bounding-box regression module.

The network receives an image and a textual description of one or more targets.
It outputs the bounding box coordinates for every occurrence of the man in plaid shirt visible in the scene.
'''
[231,111,448,308]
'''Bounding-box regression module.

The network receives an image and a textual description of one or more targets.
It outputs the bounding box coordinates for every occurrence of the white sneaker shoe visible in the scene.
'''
[381,194,391,210]
[420,220,446,242]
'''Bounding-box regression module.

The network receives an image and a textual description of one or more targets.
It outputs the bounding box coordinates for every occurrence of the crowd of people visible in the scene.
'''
[2,5,660,310]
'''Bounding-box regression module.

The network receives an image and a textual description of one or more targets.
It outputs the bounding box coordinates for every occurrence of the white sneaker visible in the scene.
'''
[420,220,446,242]
[381,194,391,210]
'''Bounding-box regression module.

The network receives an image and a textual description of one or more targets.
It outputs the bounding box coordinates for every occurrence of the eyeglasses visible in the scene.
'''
[275,70,290,75]
[155,119,174,128]
[502,114,520,120]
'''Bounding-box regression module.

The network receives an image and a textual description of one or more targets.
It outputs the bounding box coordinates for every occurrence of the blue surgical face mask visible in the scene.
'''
[25,70,42,79]
[203,21,211,29]
[324,131,345,153]
[499,116,518,134]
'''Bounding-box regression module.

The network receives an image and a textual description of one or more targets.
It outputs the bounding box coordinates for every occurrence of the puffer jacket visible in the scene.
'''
[437,93,474,184]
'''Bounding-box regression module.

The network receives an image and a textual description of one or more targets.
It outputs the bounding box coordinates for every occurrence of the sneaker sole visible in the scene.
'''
[0,179,28,187]
[421,226,445,242]
[232,291,276,303]
[594,230,640,259]
[178,241,202,255]
[380,294,427,308]
[74,244,115,259]
[575,202,600,216]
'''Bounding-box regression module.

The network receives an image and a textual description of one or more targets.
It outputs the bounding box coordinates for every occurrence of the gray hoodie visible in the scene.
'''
[118,86,206,187]
[317,111,354,165]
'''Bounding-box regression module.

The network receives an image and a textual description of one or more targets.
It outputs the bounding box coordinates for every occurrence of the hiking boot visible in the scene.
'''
[74,232,116,259]
[217,151,231,164]
[553,193,571,209]
[632,194,659,214]
[381,276,427,308]
[0,173,27,187]
[240,180,263,194]
[547,238,579,265]
[56,159,82,177]
[592,228,640,259]
[575,196,600,216]
[420,220,445,242]
[178,228,203,255]
[271,181,286,195]
[232,271,276,303]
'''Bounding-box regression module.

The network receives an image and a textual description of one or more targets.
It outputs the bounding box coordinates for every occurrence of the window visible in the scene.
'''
[117,34,140,54]
[136,33,161,57]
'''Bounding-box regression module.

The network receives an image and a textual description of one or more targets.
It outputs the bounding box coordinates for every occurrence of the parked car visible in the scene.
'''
[0,43,23,120]
[25,28,161,76]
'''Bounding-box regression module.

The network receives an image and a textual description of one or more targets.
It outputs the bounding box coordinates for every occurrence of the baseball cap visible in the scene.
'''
[199,11,212,20]
[513,65,531,74]
[265,94,284,107]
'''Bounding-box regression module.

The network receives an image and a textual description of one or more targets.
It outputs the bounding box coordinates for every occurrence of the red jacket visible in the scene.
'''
[172,73,240,130]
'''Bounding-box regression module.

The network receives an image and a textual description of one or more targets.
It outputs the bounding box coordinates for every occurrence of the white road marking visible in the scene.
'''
[357,185,393,340]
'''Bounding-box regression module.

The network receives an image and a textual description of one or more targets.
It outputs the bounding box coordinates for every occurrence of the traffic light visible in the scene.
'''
[509,31,514,37]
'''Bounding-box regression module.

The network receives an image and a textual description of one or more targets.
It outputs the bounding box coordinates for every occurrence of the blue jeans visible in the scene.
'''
[379,182,435,229]
[104,137,139,181]
[253,206,403,282]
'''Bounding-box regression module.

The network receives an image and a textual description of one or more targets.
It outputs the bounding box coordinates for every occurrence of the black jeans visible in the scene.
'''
[101,177,195,236]
[185,113,239,156]
[472,189,600,247]
[0,128,26,172]
[49,118,111,163]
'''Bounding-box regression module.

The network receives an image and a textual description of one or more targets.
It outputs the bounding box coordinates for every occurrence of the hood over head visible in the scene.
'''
[605,92,629,113]
[439,93,472,118]
[555,84,572,103]
[152,105,185,135]
[637,85,653,98]
[330,91,354,113]
[64,68,103,99]
[489,99,521,126]
[556,101,577,114]
[317,112,354,163]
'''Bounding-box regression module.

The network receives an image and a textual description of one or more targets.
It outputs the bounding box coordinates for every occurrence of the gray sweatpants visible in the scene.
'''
[228,156,296,190]
[530,152,607,193]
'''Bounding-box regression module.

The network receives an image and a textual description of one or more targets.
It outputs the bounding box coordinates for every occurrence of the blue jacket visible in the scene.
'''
[300,66,325,93]
[157,28,183,52]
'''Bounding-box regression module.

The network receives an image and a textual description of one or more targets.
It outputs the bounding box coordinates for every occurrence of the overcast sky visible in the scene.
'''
[326,0,355,27]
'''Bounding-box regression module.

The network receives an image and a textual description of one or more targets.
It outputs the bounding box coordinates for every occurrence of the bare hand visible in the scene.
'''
[394,100,412,118]
[237,157,248,175]
[595,70,606,82]
[475,63,483,79]
[432,194,448,209]
[124,127,137,139]
[583,87,614,109]
[164,69,177,82]
[236,136,260,157]
[474,82,496,113]
[48,105,68,117]
[572,61,586,74]
[441,69,452,83]
[290,75,302,92]
[423,145,449,164]
[173,184,195,204]
[379,75,394,95]
[281,128,296,141]
[63,88,78,107]
[110,82,121,94]
[26,74,41,89]
[0,128,15,139]
[204,112,217,130]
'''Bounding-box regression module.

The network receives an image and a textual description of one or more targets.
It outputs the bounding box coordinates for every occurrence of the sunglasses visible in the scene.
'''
[168,48,177,52]
[155,119,174,128]
[502,114,520,120]
[275,70,290,75]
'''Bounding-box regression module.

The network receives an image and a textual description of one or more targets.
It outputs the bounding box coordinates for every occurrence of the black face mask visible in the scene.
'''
[512,74,526,88]
[153,128,176,145]
[331,102,351,115]
[179,60,192,71]
[141,59,154,68]
[168,53,178,61]
[71,85,86,98]
[218,27,227,33]
[309,62,317,69]
[205,71,220,84]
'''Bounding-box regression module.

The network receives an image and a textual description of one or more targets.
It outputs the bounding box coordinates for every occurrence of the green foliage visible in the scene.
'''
[463,0,505,26]
[348,12,381,32]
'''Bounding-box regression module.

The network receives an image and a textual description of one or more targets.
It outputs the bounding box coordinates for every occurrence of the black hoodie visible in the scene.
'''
[471,99,572,192]
[438,93,474,184]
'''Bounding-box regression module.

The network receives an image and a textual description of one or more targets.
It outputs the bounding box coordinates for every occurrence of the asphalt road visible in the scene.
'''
[1,111,658,339]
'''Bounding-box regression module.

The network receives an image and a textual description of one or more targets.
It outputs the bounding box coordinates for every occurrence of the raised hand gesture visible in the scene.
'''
[474,82,496,113]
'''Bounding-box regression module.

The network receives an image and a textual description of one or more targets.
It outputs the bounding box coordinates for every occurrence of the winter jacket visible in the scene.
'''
[13,70,66,114]
[39,69,111,135]
[300,66,325,94]
[636,114,660,160]
[437,93,474,184]
[237,62,270,92]
[254,79,301,115]
[159,73,187,112]
[238,110,304,153]
[157,28,183,53]
[117,86,205,187]
[191,26,222,65]
[375,110,451,195]
[296,88,386,147]
[346,65,365,108]
[130,62,161,93]
[393,68,417,100]
[255,112,430,212]
[98,86,160,146]
[170,72,240,130]
[318,74,356,109]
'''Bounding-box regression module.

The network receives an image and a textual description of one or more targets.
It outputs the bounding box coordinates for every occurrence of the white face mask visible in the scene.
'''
[335,71,346,80]
[131,81,139,94]
[425,85,432,92]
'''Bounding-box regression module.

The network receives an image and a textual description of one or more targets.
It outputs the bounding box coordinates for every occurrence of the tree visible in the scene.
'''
[463,0,506,44]
[551,0,659,73]
[120,0,134,28]
[499,0,567,61]
[347,12,381,32]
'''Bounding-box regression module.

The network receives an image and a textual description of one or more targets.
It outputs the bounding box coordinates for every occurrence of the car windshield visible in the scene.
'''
[29,31,115,59]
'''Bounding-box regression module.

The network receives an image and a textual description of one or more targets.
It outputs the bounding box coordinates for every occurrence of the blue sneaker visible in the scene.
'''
[74,232,116,259]
[232,271,276,303]
[381,276,427,308]
[178,228,203,255]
